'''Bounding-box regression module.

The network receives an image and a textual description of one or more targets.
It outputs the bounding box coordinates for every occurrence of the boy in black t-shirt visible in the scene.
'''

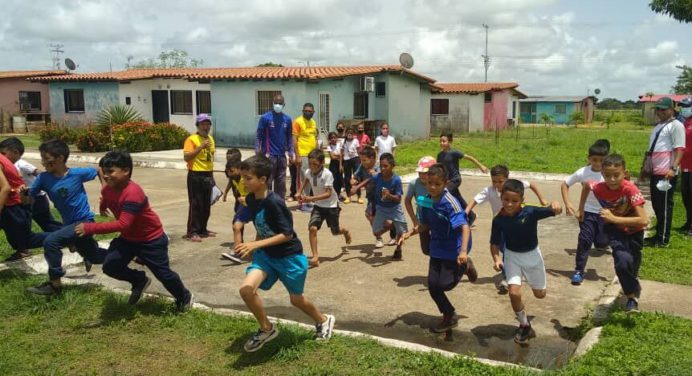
[233,155,335,352]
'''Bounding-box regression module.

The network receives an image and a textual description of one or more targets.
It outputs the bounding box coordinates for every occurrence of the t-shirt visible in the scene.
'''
[234,191,302,258]
[29,167,97,224]
[293,115,318,157]
[419,190,470,261]
[14,159,46,197]
[304,167,338,208]
[473,180,531,216]
[564,166,603,214]
[375,135,397,155]
[372,173,403,208]
[184,134,215,171]
[490,205,556,252]
[83,180,164,242]
[342,138,360,160]
[437,149,465,182]
[405,177,429,200]
[230,177,248,198]
[648,119,686,175]
[327,140,343,158]
[682,118,692,171]
[256,111,294,157]
[0,154,23,206]
[589,180,646,234]
[354,164,380,202]
[355,133,371,152]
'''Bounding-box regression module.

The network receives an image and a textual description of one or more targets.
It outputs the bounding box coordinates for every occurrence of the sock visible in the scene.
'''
[515,309,529,326]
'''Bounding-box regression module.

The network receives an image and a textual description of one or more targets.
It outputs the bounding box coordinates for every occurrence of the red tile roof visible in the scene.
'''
[433,82,519,94]
[638,94,690,103]
[0,70,67,79]
[31,66,437,83]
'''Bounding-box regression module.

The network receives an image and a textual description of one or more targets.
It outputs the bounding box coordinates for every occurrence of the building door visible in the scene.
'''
[151,90,169,123]
[318,93,330,145]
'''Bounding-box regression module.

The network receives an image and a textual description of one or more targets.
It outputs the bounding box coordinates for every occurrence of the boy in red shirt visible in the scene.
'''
[75,151,193,311]
[579,154,649,313]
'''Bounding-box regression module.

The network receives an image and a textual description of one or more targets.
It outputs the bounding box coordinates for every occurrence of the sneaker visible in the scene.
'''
[514,323,532,344]
[299,204,314,213]
[128,276,151,305]
[465,258,478,283]
[391,248,402,260]
[286,196,295,202]
[432,314,458,333]
[571,271,584,285]
[244,325,279,352]
[68,244,78,253]
[315,314,335,340]
[177,292,194,313]
[625,298,639,313]
[221,252,244,263]
[4,250,31,262]
[84,259,93,273]
[652,241,669,248]
[497,279,509,294]
[643,236,659,245]
[343,198,351,204]
[375,238,384,248]
[386,238,397,246]
[357,198,365,204]
[27,281,61,295]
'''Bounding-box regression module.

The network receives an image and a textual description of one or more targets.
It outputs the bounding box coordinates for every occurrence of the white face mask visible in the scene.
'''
[681,107,692,119]
[273,103,284,113]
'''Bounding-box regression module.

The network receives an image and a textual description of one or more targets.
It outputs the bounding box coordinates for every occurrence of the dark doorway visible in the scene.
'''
[152,90,169,123]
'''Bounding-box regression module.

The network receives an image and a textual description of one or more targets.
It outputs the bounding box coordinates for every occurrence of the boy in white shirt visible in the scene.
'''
[298,149,352,268]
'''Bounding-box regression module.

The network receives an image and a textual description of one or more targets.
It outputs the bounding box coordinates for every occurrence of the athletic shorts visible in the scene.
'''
[372,205,408,236]
[308,206,341,234]
[246,249,308,295]
[503,247,546,290]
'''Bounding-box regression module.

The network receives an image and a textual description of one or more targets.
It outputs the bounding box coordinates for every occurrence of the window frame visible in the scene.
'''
[170,90,193,115]
[353,92,369,119]
[375,82,386,98]
[18,91,42,111]
[555,103,566,114]
[256,90,282,116]
[196,90,212,114]
[430,98,450,116]
[64,89,85,113]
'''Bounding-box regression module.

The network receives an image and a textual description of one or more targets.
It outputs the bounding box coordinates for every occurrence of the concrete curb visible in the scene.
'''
[572,326,603,358]
[592,276,622,324]
[0,241,112,274]
[58,277,539,373]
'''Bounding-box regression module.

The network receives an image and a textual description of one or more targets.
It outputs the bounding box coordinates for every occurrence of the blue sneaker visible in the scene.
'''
[571,271,584,285]
[625,298,639,313]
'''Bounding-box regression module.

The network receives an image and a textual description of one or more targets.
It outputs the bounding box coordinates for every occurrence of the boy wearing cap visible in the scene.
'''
[183,114,216,242]
[404,156,435,254]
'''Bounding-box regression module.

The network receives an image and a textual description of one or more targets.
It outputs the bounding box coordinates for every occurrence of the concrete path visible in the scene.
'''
[24,155,620,370]
[638,280,692,320]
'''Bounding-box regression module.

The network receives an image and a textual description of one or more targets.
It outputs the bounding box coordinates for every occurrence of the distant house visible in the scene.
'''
[430,82,526,133]
[0,70,66,132]
[638,94,690,125]
[519,96,595,124]
[33,65,437,146]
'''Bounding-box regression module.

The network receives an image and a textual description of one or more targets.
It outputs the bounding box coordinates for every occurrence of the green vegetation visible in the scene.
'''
[0,133,43,149]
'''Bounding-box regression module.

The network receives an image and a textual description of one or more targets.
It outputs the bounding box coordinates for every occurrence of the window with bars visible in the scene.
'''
[353,92,369,119]
[375,82,386,98]
[257,90,282,115]
[19,91,41,111]
[64,89,84,113]
[484,92,492,103]
[196,90,211,114]
[555,103,566,114]
[170,90,193,114]
[431,99,449,115]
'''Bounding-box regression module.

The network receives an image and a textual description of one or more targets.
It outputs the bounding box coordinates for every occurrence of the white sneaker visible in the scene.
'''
[315,314,335,341]
[386,238,397,246]
[221,252,244,263]
[375,239,384,248]
[244,325,279,352]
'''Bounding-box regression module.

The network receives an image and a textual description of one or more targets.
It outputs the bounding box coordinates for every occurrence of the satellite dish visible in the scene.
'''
[594,88,601,95]
[399,53,414,69]
[64,58,76,71]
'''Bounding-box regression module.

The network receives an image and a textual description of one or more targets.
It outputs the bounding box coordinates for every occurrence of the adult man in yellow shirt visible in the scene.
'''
[183,114,216,242]
[290,103,319,206]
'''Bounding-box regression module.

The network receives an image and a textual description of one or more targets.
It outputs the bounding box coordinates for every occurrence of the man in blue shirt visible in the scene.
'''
[255,94,294,200]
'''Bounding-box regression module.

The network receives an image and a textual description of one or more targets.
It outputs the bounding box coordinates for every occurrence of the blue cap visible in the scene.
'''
[196,113,212,124]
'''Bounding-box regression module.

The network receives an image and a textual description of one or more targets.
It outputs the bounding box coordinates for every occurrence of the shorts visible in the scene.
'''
[503,247,546,290]
[246,249,308,295]
[309,206,341,234]
[232,205,249,223]
[372,204,408,236]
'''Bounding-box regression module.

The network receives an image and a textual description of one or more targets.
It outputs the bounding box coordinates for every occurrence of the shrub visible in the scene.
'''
[96,104,144,128]
[569,111,586,125]
[112,121,189,152]
[38,123,78,144]
[75,126,111,152]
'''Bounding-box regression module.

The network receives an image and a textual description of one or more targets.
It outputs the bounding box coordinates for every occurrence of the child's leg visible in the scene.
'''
[308,208,328,266]
[73,231,107,264]
[427,258,462,316]
[504,250,531,327]
[31,195,63,233]
[607,227,641,298]
[326,208,350,244]
[136,235,191,303]
[239,269,272,331]
[289,294,327,324]
[575,212,598,272]
[343,160,353,199]
[42,224,83,285]
[102,238,141,285]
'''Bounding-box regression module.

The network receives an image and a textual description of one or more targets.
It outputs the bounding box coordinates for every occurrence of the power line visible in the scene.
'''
[48,43,64,70]
[482,24,490,82]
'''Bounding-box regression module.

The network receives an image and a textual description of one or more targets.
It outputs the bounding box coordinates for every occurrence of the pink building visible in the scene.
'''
[0,70,65,132]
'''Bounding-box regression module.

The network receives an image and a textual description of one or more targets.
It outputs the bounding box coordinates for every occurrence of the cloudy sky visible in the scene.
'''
[1,0,690,100]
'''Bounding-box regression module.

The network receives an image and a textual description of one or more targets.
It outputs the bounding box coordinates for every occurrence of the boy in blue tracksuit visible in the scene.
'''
[255,94,294,200]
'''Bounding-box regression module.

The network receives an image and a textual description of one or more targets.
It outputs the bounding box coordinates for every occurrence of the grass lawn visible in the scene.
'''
[395,123,648,175]
[0,133,42,149]
[1,270,690,375]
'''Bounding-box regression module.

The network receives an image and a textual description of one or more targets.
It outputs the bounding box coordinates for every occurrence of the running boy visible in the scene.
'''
[234,155,335,352]
[350,146,380,239]
[371,153,408,260]
[490,179,562,344]
[222,157,248,263]
[75,151,194,311]
[561,142,610,285]
[579,154,648,313]
[404,156,436,254]
[27,140,107,295]
[418,164,471,332]
[298,149,352,268]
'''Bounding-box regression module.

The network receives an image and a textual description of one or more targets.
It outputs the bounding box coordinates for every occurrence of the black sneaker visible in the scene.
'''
[4,250,31,262]
[243,325,279,352]
[27,281,61,295]
[625,298,639,313]
[514,323,532,344]
[644,236,659,245]
[84,259,93,273]
[315,314,335,340]
[432,314,458,333]
[391,248,402,260]
[176,292,194,313]
[128,276,151,305]
[465,258,478,283]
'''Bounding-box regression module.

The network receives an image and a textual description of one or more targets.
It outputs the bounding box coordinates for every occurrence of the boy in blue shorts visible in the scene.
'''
[26,140,107,295]
[349,146,380,243]
[233,155,335,352]
[490,179,562,344]
[371,153,408,260]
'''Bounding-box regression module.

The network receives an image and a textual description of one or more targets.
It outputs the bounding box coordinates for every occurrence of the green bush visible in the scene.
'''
[96,104,144,128]
[112,122,189,152]
[75,126,111,152]
[37,123,78,144]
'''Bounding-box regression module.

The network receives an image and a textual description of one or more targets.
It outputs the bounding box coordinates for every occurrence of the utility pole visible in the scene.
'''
[48,43,64,70]
[481,24,490,82]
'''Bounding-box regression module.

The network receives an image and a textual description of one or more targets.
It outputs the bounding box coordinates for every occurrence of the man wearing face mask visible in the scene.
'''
[291,103,319,209]
[256,94,294,200]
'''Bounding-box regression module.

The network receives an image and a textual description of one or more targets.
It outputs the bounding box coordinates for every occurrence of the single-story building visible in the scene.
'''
[34,65,438,147]
[638,94,690,124]
[519,96,595,124]
[430,82,526,133]
[0,70,66,132]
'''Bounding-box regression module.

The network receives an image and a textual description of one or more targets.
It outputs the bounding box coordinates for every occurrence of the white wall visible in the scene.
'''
[430,93,484,133]
[118,78,211,132]
[507,93,521,122]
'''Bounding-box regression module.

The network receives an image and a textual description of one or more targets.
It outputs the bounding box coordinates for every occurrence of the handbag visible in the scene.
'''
[640,119,672,179]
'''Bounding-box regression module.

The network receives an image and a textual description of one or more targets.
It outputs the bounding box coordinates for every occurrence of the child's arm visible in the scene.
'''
[304,186,332,203]
[465,199,478,215]
[382,188,401,203]
[457,224,470,265]
[577,183,591,222]
[404,192,418,232]
[350,176,370,195]
[234,233,293,258]
[223,179,233,202]
[463,154,489,173]
[560,182,575,216]
[600,205,649,228]
[296,175,310,200]
[490,243,503,271]
[528,182,548,206]
[0,167,12,213]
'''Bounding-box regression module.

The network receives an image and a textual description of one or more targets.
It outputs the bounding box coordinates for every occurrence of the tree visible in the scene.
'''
[130,49,204,69]
[569,111,586,125]
[672,65,692,93]
[649,0,692,23]
[256,62,283,67]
